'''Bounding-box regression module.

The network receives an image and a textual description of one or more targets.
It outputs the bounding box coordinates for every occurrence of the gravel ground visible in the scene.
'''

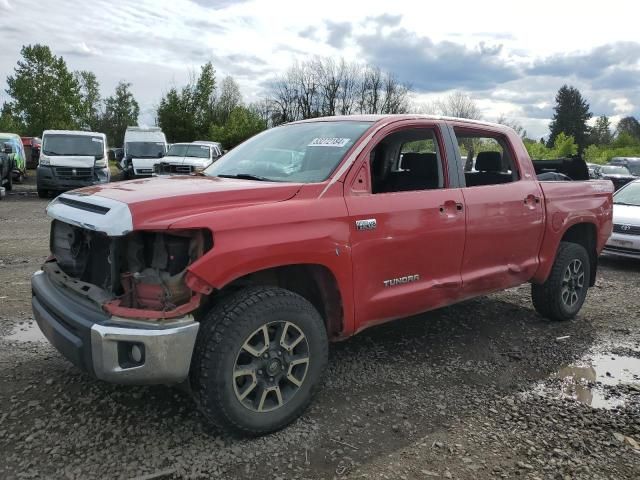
[1,176,639,479]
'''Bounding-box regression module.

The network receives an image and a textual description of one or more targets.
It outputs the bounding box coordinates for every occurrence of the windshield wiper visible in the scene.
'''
[218,173,272,181]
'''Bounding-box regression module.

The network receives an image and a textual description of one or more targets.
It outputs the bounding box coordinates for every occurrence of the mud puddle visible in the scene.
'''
[530,347,640,409]
[3,321,46,343]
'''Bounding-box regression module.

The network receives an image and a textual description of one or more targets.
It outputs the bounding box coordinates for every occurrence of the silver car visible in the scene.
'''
[603,179,640,259]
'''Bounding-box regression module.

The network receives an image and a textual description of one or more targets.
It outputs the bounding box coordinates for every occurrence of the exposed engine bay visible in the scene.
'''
[48,220,212,319]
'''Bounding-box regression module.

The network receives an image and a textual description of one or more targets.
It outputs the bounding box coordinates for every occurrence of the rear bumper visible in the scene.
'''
[31,270,199,384]
[37,165,110,191]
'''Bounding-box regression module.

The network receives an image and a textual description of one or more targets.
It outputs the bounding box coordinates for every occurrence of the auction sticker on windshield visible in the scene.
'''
[308,137,350,147]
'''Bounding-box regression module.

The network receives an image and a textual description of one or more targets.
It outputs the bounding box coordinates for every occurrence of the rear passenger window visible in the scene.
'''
[455,132,519,187]
[370,129,444,194]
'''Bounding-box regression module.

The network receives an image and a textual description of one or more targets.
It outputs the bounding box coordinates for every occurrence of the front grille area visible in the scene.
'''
[54,167,93,179]
[50,220,112,289]
[613,224,640,236]
[154,163,194,175]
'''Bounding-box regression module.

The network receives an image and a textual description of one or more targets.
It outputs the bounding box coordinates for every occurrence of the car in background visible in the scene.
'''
[120,127,168,177]
[609,157,640,177]
[0,132,27,182]
[587,162,599,179]
[154,141,222,175]
[21,136,42,169]
[603,179,640,259]
[593,164,636,191]
[0,141,15,197]
[37,130,110,198]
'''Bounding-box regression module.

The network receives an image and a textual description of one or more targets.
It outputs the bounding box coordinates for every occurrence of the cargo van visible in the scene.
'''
[0,132,27,182]
[37,130,110,198]
[120,127,168,177]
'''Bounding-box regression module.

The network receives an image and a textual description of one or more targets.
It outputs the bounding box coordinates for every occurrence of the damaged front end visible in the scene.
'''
[48,219,213,320]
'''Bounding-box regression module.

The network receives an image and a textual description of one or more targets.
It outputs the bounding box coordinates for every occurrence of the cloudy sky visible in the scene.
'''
[1,0,639,139]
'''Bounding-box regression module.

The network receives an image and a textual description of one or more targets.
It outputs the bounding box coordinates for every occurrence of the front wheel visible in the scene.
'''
[190,287,328,436]
[531,242,590,321]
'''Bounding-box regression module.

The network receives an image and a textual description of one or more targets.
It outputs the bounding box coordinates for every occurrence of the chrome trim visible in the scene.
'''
[90,318,199,384]
[355,218,377,231]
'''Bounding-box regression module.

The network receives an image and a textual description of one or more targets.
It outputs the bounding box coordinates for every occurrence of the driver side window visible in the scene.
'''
[370,129,444,194]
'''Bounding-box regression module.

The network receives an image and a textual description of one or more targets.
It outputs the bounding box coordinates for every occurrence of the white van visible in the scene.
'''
[121,127,168,177]
[37,130,110,198]
[154,141,223,175]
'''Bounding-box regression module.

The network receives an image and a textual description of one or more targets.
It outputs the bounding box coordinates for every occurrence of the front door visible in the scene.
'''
[344,124,466,331]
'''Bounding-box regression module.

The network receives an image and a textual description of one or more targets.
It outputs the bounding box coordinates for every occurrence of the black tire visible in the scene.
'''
[37,188,49,199]
[5,168,12,191]
[531,242,590,321]
[190,286,328,436]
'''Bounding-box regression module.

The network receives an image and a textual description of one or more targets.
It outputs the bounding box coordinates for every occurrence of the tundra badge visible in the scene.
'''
[384,275,420,287]
[355,219,377,230]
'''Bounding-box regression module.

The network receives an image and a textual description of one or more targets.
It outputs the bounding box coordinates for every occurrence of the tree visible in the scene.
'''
[547,85,591,153]
[215,76,242,125]
[209,106,266,149]
[5,44,81,136]
[434,91,482,120]
[615,116,640,141]
[0,103,24,133]
[101,81,139,146]
[588,115,613,145]
[552,132,578,157]
[75,71,101,131]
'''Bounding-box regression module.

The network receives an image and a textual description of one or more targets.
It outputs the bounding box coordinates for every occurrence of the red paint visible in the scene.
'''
[75,115,613,338]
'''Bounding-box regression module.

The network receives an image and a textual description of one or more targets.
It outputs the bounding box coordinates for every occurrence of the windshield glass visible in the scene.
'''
[602,165,631,175]
[614,182,640,206]
[204,121,372,183]
[186,145,210,158]
[42,134,104,157]
[166,144,189,157]
[126,142,165,158]
[625,163,640,176]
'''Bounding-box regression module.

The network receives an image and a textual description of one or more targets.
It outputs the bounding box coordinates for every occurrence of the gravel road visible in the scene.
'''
[1,178,639,479]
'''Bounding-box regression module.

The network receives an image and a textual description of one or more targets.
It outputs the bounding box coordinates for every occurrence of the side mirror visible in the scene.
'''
[3,143,12,154]
[157,151,164,158]
[107,150,116,162]
[116,150,124,161]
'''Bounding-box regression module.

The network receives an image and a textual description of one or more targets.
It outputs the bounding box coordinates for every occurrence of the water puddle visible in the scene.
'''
[4,322,47,343]
[531,350,640,409]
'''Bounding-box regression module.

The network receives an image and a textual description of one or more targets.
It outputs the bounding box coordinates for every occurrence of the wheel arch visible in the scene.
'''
[212,264,345,340]
[559,222,598,286]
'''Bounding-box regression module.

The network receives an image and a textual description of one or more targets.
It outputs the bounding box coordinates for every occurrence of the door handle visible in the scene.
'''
[439,201,464,214]
[524,195,540,207]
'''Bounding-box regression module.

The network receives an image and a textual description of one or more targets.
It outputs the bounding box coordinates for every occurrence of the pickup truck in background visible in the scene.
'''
[31,115,613,435]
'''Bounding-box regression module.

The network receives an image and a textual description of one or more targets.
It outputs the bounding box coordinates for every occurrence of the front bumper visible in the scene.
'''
[31,270,199,384]
[37,165,110,192]
[603,232,640,259]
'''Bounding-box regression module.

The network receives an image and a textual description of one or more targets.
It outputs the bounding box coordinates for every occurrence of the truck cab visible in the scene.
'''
[121,127,168,177]
[36,130,110,198]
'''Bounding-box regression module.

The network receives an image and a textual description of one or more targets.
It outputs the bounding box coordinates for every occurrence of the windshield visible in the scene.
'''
[42,134,104,157]
[204,121,372,183]
[166,144,189,157]
[126,142,166,158]
[625,163,640,176]
[166,144,211,158]
[614,182,640,206]
[602,165,631,175]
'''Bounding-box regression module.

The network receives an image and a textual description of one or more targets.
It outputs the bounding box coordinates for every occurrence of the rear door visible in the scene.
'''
[344,121,466,330]
[449,125,545,296]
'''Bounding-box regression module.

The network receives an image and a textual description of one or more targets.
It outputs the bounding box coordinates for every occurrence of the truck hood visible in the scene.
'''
[57,175,303,232]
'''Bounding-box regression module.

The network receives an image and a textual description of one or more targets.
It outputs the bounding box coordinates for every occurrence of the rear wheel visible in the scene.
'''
[190,286,328,436]
[531,242,590,321]
[37,188,49,199]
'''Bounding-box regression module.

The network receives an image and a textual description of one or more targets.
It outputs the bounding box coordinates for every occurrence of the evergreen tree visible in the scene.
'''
[547,85,591,153]
[615,116,640,141]
[100,82,139,146]
[588,115,613,145]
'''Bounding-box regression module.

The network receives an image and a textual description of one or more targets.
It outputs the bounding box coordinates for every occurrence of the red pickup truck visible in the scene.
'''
[32,115,613,435]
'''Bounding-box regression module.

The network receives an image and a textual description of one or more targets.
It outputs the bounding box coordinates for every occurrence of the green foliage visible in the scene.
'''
[588,115,612,145]
[584,132,640,164]
[524,132,578,159]
[0,103,24,133]
[548,85,591,153]
[615,116,640,140]
[99,82,140,147]
[208,106,266,149]
[75,71,102,131]
[524,139,552,159]
[6,44,82,136]
[157,62,217,142]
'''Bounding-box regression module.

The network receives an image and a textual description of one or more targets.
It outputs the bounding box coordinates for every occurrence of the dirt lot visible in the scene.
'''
[1,177,639,479]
